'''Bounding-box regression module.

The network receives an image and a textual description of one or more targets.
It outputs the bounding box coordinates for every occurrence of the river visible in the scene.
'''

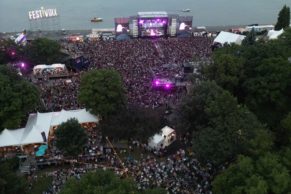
[0,0,290,32]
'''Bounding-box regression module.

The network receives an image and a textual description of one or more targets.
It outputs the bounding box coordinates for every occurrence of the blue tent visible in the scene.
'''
[35,144,48,157]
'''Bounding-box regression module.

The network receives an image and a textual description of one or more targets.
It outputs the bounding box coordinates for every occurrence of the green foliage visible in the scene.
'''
[279,27,291,46]
[101,106,164,141]
[55,118,88,156]
[212,153,291,194]
[25,38,62,64]
[180,81,269,165]
[60,169,166,194]
[0,65,39,130]
[78,69,126,118]
[0,158,28,194]
[276,112,291,147]
[203,53,244,97]
[275,5,290,30]
[242,28,256,46]
[206,30,291,148]
[29,176,52,194]
[243,57,291,128]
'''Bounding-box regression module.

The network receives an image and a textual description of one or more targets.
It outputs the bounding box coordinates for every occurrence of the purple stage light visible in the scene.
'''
[155,80,160,86]
[139,20,144,24]
[11,51,15,56]
[165,84,170,88]
[20,62,25,68]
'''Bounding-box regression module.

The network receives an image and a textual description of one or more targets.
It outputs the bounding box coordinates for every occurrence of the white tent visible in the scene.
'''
[214,31,246,45]
[51,109,99,126]
[0,109,99,148]
[148,126,176,150]
[267,29,284,40]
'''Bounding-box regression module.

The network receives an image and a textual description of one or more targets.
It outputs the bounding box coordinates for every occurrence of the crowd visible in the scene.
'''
[36,76,82,111]
[31,148,213,194]
[27,36,214,193]
[36,37,212,111]
[28,124,213,194]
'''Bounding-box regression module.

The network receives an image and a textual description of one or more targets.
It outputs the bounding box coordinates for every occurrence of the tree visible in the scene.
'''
[55,118,88,156]
[25,38,62,64]
[276,112,291,147]
[203,53,244,97]
[59,169,166,194]
[243,57,291,128]
[0,158,28,194]
[78,69,126,118]
[275,5,290,30]
[0,65,39,130]
[242,28,256,46]
[179,81,270,165]
[212,153,291,194]
[101,106,164,141]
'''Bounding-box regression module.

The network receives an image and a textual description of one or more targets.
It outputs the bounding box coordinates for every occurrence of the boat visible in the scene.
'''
[181,9,191,12]
[91,17,103,22]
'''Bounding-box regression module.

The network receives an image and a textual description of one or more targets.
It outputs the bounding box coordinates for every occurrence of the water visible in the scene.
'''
[0,0,290,32]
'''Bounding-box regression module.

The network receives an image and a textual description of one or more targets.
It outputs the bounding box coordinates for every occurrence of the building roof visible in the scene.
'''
[138,11,168,18]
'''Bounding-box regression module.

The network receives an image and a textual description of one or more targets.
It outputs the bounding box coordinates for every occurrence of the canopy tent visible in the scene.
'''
[213,31,246,45]
[267,29,284,40]
[35,145,48,157]
[148,126,176,150]
[33,64,66,75]
[0,109,99,148]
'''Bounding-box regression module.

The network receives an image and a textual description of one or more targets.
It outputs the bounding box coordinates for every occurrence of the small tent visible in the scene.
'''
[267,29,284,40]
[148,126,176,150]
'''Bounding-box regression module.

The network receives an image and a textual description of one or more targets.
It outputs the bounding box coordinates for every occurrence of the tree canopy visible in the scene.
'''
[55,118,88,156]
[25,38,62,65]
[0,65,39,130]
[275,5,290,30]
[179,81,271,165]
[101,106,164,141]
[203,29,291,147]
[242,28,256,46]
[0,158,28,194]
[78,69,126,118]
[59,169,167,194]
[212,153,291,194]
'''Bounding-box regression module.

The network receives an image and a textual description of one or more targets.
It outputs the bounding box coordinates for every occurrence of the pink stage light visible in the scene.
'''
[21,62,25,68]
[155,80,160,86]
[165,84,170,88]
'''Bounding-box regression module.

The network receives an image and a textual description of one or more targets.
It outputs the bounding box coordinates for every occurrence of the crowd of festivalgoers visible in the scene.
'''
[36,36,212,111]
[25,36,214,193]
[29,138,213,194]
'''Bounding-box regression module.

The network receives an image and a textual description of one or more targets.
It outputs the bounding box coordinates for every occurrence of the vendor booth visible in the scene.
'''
[33,64,66,75]
[148,126,176,150]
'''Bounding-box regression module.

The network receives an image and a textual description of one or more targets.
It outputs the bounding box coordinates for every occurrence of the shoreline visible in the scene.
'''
[0,24,264,40]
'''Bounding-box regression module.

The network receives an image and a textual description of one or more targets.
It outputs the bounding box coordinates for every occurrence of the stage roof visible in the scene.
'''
[138,11,168,18]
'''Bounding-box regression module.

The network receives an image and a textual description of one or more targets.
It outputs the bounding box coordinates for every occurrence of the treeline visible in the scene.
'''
[177,27,291,193]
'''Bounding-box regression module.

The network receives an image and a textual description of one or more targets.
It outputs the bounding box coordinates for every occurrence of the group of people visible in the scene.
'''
[28,36,214,193]
[35,37,211,112]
